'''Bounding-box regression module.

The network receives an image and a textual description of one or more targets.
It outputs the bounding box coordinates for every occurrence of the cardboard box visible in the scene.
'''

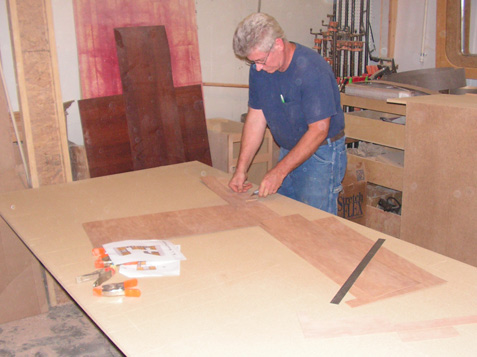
[338,161,367,224]
[365,183,402,238]
[365,205,401,238]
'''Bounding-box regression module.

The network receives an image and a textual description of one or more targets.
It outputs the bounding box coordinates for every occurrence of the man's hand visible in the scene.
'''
[228,171,253,193]
[256,167,286,197]
[256,118,331,197]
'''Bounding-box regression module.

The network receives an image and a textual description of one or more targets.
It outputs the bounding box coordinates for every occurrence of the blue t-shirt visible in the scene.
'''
[248,43,344,150]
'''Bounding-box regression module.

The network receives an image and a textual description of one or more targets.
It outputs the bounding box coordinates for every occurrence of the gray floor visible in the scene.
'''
[0,303,124,357]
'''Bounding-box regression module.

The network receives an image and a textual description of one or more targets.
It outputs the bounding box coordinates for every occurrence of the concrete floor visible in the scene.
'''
[0,302,124,357]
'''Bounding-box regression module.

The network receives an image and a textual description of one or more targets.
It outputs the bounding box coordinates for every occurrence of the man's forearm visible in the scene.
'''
[234,110,267,174]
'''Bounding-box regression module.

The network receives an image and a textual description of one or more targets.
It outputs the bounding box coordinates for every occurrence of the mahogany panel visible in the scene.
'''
[176,85,212,166]
[78,95,133,178]
[78,85,211,177]
[115,26,185,169]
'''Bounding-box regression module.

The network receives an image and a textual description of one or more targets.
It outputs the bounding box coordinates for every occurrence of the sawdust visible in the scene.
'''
[0,303,123,357]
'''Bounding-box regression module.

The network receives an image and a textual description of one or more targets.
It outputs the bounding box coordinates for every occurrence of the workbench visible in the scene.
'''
[0,161,476,356]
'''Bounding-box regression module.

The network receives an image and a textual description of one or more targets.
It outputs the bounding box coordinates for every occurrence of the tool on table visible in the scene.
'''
[330,238,385,304]
[93,278,141,297]
[76,266,116,287]
[92,247,140,268]
[251,189,259,196]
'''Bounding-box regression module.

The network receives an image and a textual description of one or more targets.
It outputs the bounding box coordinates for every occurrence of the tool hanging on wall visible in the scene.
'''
[310,0,369,82]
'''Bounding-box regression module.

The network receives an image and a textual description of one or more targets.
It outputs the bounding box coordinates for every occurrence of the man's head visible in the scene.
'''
[233,13,286,72]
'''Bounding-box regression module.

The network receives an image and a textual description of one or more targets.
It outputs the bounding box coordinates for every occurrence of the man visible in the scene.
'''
[229,12,347,215]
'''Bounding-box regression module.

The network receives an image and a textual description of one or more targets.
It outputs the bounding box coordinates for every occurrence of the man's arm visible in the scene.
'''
[228,107,268,193]
[257,117,330,197]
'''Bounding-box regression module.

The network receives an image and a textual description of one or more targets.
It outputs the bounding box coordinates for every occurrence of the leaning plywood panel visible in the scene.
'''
[1,56,47,324]
[175,85,212,166]
[78,89,211,177]
[115,26,185,169]
[78,95,133,178]
[7,0,72,187]
[0,63,26,191]
[0,217,49,324]
[401,95,477,267]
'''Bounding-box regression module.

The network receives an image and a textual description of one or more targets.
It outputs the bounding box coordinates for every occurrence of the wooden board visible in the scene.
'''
[7,0,72,187]
[347,154,403,192]
[73,0,202,99]
[1,64,48,323]
[78,86,211,177]
[78,95,133,178]
[1,161,476,355]
[83,175,445,307]
[401,95,477,267]
[115,25,185,169]
[344,112,406,150]
[176,85,212,166]
[260,215,445,307]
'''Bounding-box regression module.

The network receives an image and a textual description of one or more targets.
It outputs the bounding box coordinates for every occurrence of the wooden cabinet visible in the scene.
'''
[206,118,279,185]
[342,93,406,192]
[342,92,477,267]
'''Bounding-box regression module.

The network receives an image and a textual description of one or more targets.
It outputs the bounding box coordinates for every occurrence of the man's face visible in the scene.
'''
[247,40,281,73]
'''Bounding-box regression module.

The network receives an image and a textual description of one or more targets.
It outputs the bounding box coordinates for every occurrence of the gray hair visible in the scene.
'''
[233,13,286,58]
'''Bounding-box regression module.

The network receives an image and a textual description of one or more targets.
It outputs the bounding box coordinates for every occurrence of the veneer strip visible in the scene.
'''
[84,203,279,248]
[298,313,477,340]
[260,215,445,307]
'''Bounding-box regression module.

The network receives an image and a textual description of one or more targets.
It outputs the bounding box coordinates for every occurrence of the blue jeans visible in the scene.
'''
[277,136,347,215]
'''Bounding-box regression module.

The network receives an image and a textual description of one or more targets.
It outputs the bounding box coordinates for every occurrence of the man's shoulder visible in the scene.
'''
[292,43,330,73]
[294,42,318,58]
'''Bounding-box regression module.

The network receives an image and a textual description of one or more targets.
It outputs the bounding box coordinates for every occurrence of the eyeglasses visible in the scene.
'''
[246,42,274,66]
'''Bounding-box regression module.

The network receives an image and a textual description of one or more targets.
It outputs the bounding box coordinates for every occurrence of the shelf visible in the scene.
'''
[345,110,406,150]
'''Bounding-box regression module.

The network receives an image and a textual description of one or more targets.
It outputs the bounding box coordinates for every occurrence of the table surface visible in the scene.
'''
[1,161,476,356]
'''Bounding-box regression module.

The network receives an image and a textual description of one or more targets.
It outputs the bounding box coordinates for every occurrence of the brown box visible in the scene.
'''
[338,161,367,224]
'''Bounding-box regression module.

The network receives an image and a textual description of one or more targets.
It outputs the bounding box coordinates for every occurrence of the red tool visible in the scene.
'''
[93,279,141,297]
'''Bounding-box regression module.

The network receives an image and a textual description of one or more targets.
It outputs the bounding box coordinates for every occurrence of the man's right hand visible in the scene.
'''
[228,172,253,193]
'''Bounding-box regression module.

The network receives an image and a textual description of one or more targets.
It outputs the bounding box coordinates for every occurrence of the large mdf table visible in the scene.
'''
[0,162,476,356]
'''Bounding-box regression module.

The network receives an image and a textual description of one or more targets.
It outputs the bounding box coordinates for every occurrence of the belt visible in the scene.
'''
[320,130,345,146]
